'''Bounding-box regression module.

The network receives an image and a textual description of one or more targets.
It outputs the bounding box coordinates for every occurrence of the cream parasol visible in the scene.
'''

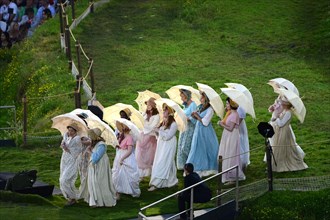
[155,98,188,132]
[115,118,141,143]
[196,82,224,119]
[220,87,256,119]
[166,85,201,106]
[268,78,299,96]
[134,90,162,113]
[275,88,306,123]
[51,113,88,137]
[70,109,119,147]
[103,103,144,130]
[224,82,254,104]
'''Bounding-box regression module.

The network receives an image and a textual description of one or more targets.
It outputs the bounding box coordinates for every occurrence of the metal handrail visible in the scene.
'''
[138,165,239,220]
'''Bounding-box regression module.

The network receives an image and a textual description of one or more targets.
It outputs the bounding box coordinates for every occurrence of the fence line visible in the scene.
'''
[58,0,110,103]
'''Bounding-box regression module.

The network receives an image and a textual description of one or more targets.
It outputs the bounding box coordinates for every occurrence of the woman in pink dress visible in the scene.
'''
[218,98,246,185]
[112,120,141,199]
[135,98,160,179]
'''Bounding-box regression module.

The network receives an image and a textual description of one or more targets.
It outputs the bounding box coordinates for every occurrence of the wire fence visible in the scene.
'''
[219,175,330,205]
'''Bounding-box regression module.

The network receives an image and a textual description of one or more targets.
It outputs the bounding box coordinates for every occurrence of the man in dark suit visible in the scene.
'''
[177,163,212,220]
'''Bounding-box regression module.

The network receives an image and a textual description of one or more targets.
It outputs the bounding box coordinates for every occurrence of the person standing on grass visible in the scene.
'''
[176,89,197,171]
[268,96,308,172]
[112,120,141,199]
[218,98,246,185]
[135,98,160,179]
[59,122,82,206]
[186,92,219,177]
[177,163,211,220]
[148,104,178,191]
[86,128,117,207]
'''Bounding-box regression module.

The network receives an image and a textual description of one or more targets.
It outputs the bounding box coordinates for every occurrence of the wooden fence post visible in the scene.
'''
[71,0,75,20]
[90,1,94,13]
[65,23,72,69]
[58,4,64,34]
[22,95,27,147]
[75,88,81,108]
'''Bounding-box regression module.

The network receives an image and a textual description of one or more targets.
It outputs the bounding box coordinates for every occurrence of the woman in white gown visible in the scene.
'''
[112,120,141,199]
[86,128,117,207]
[269,97,308,172]
[59,122,82,206]
[148,104,178,191]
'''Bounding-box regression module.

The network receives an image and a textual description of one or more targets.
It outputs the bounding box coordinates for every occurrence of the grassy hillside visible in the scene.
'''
[0,0,329,219]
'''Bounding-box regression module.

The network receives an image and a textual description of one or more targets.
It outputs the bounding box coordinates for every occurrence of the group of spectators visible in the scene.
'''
[0,0,56,48]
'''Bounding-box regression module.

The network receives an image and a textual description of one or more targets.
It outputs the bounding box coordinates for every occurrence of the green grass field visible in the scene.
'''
[0,0,329,219]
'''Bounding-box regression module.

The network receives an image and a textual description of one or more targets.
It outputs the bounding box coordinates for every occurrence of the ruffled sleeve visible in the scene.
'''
[201,107,214,126]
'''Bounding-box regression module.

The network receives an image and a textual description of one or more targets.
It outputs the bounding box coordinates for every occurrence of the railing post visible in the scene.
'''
[265,139,273,191]
[217,155,223,206]
[190,188,194,220]
[22,95,27,147]
[235,166,239,212]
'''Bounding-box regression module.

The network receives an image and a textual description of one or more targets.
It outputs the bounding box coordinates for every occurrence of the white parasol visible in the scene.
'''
[70,109,118,147]
[103,103,144,130]
[51,113,88,137]
[196,82,224,119]
[155,98,187,132]
[268,78,299,96]
[115,118,141,143]
[134,90,162,113]
[275,88,306,123]
[220,87,256,119]
[166,85,201,106]
[224,82,254,104]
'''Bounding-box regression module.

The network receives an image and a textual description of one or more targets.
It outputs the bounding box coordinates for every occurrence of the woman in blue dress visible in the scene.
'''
[177,89,197,170]
[187,92,219,177]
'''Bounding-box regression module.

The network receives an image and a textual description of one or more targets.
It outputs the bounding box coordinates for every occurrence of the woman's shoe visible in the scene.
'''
[148,186,157,191]
[65,199,76,206]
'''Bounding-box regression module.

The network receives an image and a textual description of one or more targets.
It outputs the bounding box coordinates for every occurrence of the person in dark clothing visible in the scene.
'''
[177,163,212,220]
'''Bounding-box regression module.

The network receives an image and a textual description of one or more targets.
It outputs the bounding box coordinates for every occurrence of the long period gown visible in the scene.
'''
[237,107,250,168]
[177,101,197,170]
[59,133,82,200]
[218,110,246,183]
[87,141,117,207]
[269,110,308,172]
[186,106,219,177]
[135,113,160,178]
[149,122,178,188]
[112,134,141,197]
[77,140,90,202]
